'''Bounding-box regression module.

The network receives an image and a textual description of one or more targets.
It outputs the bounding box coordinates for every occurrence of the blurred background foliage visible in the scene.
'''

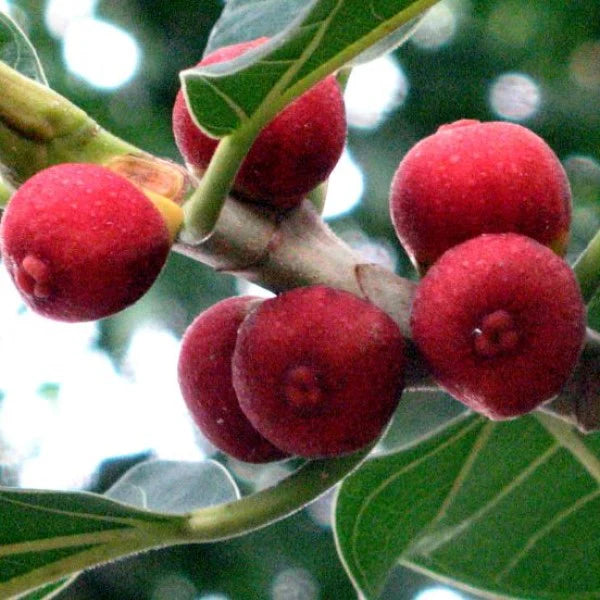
[0,0,599,598]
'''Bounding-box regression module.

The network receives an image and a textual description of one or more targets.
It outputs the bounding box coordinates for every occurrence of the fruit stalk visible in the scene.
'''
[181,128,260,242]
[183,446,372,541]
[176,197,417,339]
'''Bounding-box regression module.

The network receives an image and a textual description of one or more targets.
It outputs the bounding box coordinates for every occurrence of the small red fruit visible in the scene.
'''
[178,296,288,463]
[172,38,346,209]
[410,233,586,419]
[390,119,572,273]
[1,163,171,322]
[232,286,406,458]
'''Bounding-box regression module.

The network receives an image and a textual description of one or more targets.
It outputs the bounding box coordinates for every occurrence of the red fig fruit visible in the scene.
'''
[178,296,289,463]
[232,285,406,457]
[172,38,346,209]
[390,119,572,273]
[410,233,586,419]
[1,163,172,322]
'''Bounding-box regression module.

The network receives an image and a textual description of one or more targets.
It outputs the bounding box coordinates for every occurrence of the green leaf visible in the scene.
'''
[205,0,422,65]
[205,0,307,54]
[18,576,77,600]
[105,459,240,513]
[0,459,241,598]
[0,12,47,85]
[0,487,186,599]
[181,0,439,138]
[335,412,600,599]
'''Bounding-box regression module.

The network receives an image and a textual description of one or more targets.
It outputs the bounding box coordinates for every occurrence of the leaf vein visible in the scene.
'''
[193,76,249,123]
[349,417,484,594]
[0,492,148,528]
[494,488,600,583]
[408,442,561,557]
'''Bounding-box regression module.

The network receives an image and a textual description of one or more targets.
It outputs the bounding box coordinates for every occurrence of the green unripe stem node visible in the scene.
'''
[0,61,137,182]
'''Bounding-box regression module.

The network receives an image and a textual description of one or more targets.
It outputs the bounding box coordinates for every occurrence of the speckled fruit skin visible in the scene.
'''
[410,233,586,419]
[390,119,572,273]
[0,163,171,322]
[178,296,289,463]
[172,38,346,209]
[232,286,406,458]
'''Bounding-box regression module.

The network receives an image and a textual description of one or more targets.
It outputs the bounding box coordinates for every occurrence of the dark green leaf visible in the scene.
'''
[0,487,185,598]
[181,0,438,137]
[0,12,47,84]
[18,576,77,600]
[0,460,239,599]
[335,412,600,599]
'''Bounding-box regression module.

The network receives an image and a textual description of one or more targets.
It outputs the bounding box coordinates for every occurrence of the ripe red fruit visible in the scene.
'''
[172,38,346,209]
[232,286,406,458]
[178,296,288,463]
[0,163,171,322]
[410,233,586,419]
[390,119,572,273]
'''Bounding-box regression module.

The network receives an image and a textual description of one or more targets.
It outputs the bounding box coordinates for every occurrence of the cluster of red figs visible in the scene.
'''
[0,39,587,464]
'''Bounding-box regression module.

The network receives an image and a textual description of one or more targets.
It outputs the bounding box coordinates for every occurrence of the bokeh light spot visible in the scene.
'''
[323,149,364,219]
[44,0,97,38]
[344,54,409,129]
[62,17,140,89]
[487,1,538,47]
[570,40,600,91]
[411,0,458,50]
[489,72,541,120]
[271,568,319,600]
[414,587,464,600]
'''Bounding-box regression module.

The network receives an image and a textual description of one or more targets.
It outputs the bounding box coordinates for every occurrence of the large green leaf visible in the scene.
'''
[205,0,422,66]
[0,459,240,598]
[181,0,439,138]
[0,488,185,598]
[335,411,600,599]
[0,12,47,84]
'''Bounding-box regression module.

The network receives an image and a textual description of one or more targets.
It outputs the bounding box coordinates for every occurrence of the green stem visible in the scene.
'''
[182,447,371,541]
[181,126,261,242]
[0,61,138,182]
[574,228,600,304]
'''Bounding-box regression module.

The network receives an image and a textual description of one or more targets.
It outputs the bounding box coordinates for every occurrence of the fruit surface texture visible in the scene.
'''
[390,119,572,273]
[410,233,586,419]
[172,38,346,208]
[178,296,288,463]
[232,285,406,457]
[1,163,171,321]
